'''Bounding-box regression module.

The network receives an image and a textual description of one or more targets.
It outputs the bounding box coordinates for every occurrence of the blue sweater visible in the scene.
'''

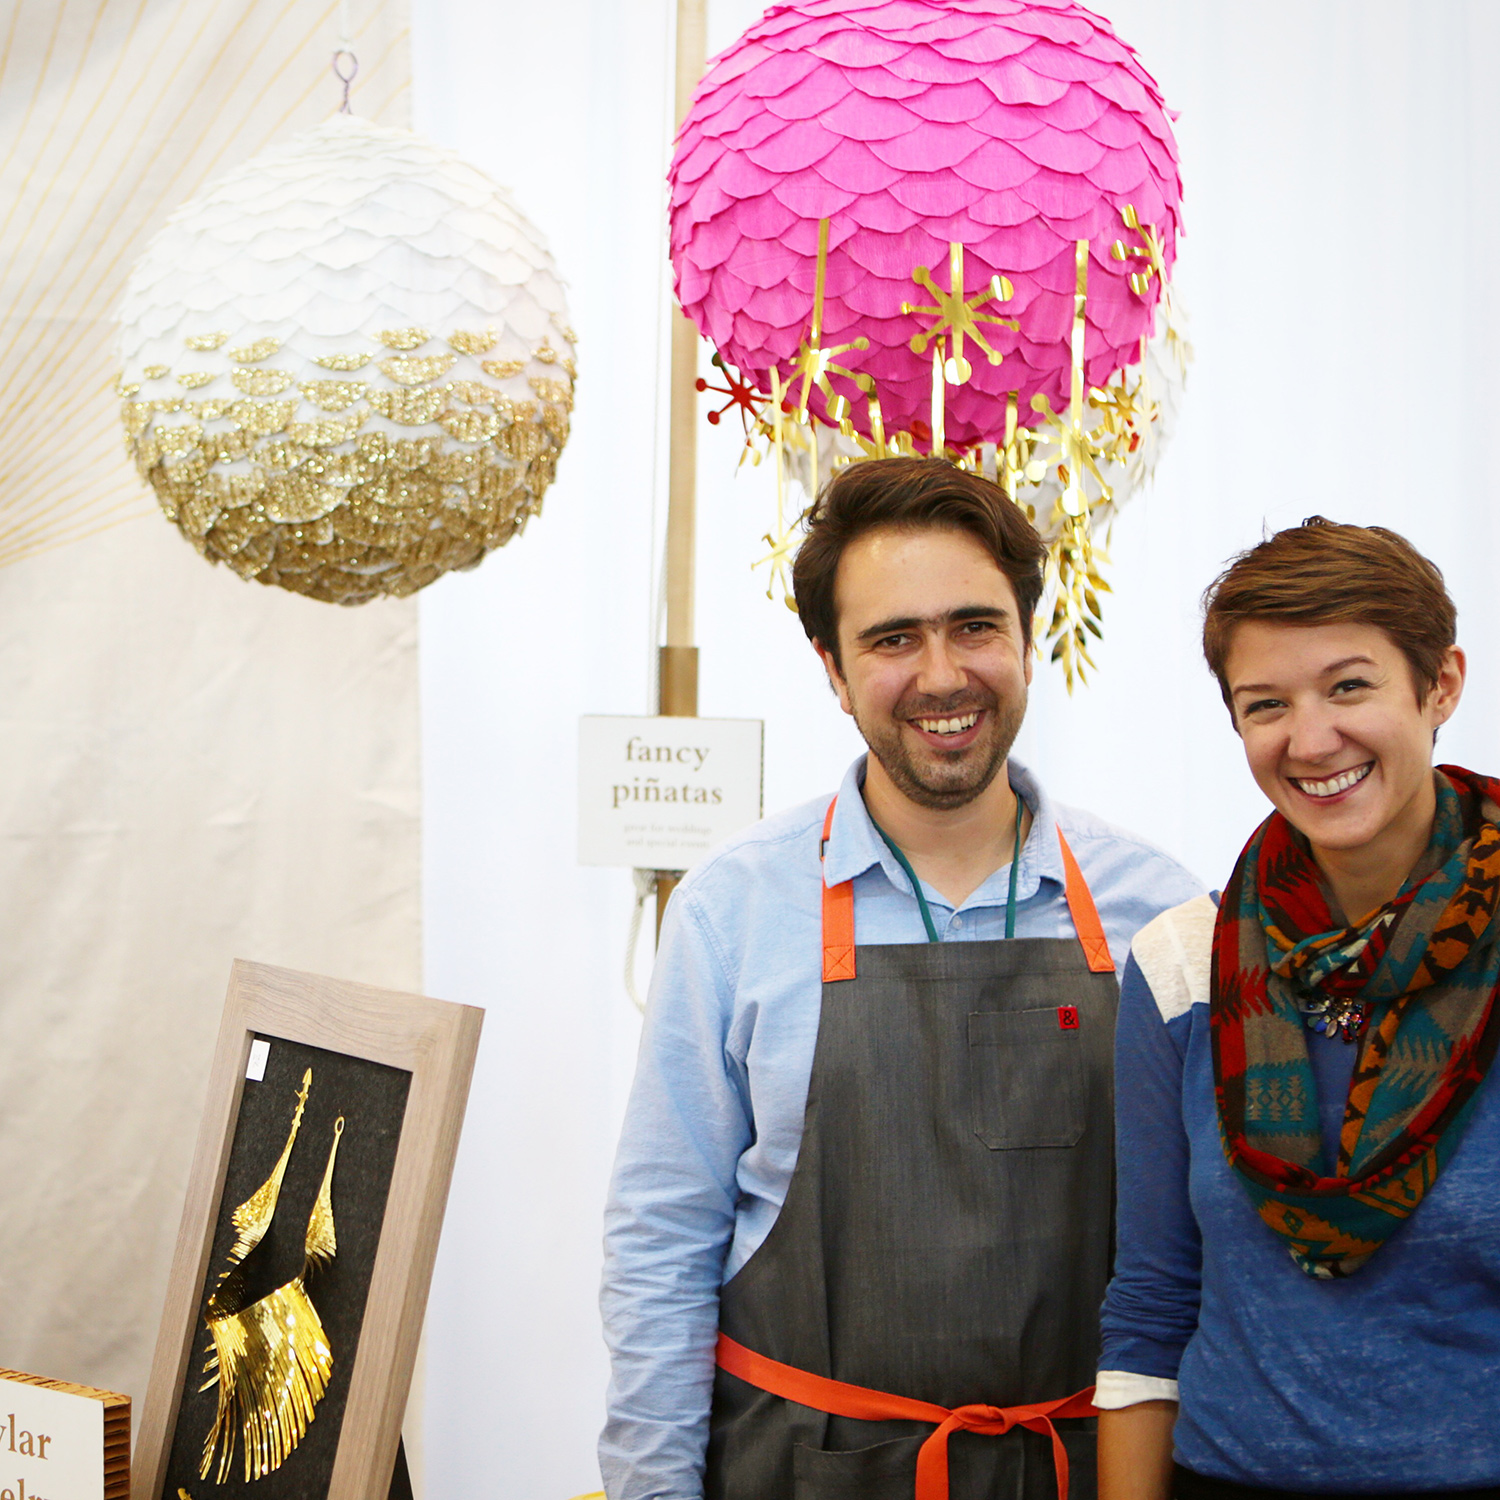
[1100,894,1500,1491]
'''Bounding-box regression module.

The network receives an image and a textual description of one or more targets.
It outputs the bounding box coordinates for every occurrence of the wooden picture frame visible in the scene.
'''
[134,960,483,1500]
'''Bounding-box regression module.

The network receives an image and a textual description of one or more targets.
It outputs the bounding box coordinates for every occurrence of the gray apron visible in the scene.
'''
[705,801,1119,1500]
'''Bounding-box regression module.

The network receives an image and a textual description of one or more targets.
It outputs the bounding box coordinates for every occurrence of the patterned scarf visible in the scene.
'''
[1211,765,1500,1278]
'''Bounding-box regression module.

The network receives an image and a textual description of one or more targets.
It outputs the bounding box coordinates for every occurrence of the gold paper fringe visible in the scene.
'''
[123,328,574,604]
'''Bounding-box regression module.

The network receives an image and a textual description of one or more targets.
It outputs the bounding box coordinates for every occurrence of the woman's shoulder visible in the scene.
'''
[1128,892,1218,1023]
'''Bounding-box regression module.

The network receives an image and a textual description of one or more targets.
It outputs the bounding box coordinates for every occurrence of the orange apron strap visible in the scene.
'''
[716,1333,1097,1500]
[1055,828,1114,974]
[821,797,856,983]
[824,803,1112,978]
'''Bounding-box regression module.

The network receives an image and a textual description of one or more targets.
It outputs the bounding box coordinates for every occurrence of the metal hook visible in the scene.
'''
[332,49,359,114]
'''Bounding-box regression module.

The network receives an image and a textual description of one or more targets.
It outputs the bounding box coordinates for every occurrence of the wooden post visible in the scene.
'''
[656,0,707,939]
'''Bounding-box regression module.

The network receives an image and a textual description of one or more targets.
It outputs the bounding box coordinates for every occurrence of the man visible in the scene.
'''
[600,458,1202,1500]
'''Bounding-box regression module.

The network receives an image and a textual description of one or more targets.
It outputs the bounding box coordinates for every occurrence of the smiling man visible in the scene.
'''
[600,458,1202,1500]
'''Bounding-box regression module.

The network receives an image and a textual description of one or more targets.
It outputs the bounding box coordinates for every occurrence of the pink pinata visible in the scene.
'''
[668,0,1183,452]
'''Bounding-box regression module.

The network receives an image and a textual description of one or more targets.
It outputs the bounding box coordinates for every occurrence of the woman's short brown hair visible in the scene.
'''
[1201,516,1457,710]
[791,456,1046,670]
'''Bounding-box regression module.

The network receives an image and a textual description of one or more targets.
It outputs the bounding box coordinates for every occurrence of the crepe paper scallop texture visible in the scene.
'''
[669,0,1187,686]
[117,115,577,605]
[668,0,1182,453]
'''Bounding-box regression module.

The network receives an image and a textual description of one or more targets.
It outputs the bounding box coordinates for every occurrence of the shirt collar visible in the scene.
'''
[822,754,1065,909]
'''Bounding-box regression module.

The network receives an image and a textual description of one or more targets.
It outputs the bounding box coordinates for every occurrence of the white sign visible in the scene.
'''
[0,1376,105,1500]
[578,715,763,871]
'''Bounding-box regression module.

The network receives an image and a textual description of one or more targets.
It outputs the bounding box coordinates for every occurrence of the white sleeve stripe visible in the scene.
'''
[1129,893,1216,1023]
[1093,1370,1181,1408]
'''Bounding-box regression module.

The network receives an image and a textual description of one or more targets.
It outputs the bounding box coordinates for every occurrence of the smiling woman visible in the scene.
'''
[1096,518,1500,1500]
[1218,621,1465,927]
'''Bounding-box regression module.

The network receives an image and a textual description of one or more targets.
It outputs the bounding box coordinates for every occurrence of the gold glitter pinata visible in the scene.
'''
[117,116,577,605]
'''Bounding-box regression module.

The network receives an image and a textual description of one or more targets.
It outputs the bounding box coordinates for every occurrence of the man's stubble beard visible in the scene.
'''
[851,683,1027,812]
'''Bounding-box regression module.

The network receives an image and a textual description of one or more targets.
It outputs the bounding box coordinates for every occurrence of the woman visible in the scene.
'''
[1097,517,1500,1500]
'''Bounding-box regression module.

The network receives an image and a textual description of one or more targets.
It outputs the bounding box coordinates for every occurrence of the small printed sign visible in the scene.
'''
[578,715,764,871]
[0,1371,121,1500]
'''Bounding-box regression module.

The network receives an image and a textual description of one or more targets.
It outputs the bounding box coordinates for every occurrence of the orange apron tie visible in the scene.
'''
[716,1333,1098,1500]
[819,796,1115,981]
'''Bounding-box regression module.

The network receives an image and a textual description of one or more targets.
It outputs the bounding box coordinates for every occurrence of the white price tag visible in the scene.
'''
[578,716,763,871]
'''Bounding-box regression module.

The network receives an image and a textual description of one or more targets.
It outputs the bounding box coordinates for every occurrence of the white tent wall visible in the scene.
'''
[413,3,1500,1496]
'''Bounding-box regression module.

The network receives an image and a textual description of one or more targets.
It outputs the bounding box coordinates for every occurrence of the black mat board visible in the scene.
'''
[388,1439,413,1500]
[162,1036,411,1500]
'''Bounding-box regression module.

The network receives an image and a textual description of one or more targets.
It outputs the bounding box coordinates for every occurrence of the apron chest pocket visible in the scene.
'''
[967,1008,1084,1150]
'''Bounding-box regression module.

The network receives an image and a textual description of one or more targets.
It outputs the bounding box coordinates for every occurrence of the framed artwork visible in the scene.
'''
[134,961,483,1500]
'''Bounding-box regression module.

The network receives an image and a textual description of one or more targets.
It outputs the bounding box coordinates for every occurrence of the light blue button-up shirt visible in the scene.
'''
[600,756,1204,1500]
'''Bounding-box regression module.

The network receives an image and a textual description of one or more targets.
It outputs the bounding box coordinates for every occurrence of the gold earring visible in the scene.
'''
[198,1069,346,1483]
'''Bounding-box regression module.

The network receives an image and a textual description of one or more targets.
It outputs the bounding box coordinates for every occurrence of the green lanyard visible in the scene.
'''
[872,805,1024,943]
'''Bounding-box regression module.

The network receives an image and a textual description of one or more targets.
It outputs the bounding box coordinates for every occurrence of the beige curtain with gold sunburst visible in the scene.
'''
[0,0,423,1482]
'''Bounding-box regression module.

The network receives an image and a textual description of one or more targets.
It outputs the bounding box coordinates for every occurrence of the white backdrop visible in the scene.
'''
[412,3,1500,1496]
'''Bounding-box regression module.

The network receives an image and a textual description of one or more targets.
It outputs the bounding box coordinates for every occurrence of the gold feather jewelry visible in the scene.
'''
[199,1067,346,1483]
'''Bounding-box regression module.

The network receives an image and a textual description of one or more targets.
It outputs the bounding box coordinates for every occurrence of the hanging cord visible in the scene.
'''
[623,868,658,1014]
[332,0,357,113]
[332,49,358,113]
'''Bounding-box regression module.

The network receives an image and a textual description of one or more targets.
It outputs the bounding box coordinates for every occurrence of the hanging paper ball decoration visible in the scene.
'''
[669,0,1180,452]
[669,0,1186,685]
[118,115,576,604]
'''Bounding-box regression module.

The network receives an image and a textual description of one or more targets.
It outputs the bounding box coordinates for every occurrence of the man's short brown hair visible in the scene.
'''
[1201,516,1457,710]
[791,457,1046,669]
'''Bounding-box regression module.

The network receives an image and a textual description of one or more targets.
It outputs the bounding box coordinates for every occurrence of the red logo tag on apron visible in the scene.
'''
[1058,1006,1079,1030]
